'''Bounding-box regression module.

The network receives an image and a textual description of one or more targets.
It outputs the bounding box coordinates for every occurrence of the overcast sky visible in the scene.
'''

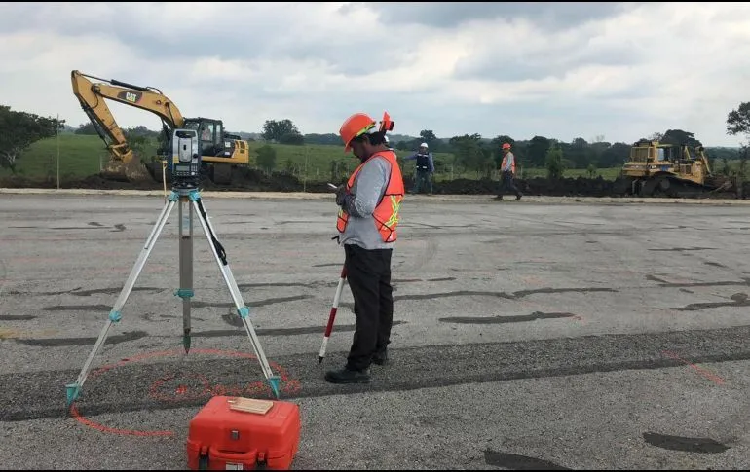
[1,2,748,146]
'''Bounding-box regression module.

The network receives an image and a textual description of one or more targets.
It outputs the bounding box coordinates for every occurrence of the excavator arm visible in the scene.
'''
[71,70,184,180]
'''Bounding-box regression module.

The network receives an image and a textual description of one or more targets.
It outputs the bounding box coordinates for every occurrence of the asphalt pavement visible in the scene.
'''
[1,192,749,470]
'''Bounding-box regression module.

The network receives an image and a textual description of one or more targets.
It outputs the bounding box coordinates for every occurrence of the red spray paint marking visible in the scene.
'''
[69,404,174,437]
[662,350,726,385]
[69,348,301,437]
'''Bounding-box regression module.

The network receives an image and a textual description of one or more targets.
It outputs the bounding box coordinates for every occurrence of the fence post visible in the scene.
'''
[303,147,308,193]
[55,113,60,189]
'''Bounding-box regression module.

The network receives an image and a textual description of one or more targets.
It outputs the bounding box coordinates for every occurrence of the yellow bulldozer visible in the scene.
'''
[613,139,735,198]
[70,70,249,185]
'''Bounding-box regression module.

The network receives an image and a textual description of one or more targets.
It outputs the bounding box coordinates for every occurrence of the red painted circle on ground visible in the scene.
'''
[69,348,301,437]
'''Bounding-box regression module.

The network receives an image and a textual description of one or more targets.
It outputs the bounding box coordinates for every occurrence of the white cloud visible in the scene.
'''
[0,2,748,146]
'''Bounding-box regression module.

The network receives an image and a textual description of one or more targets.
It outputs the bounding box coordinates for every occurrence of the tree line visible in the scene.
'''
[2,102,750,176]
[257,119,746,175]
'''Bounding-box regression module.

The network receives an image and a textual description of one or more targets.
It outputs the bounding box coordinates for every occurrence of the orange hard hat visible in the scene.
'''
[339,113,376,153]
[502,143,511,150]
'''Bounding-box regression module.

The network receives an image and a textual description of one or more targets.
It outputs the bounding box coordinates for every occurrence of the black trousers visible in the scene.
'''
[498,170,522,197]
[344,243,394,371]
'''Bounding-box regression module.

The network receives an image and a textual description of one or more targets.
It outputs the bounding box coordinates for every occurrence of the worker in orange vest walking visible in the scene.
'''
[329,111,405,384]
[495,142,523,200]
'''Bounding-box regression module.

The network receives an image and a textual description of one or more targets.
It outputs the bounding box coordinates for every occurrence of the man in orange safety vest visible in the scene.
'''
[328,111,405,384]
[496,142,522,200]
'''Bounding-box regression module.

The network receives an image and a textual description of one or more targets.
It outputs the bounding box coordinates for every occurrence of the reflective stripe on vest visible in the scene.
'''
[416,153,430,170]
[501,153,516,173]
[336,150,405,243]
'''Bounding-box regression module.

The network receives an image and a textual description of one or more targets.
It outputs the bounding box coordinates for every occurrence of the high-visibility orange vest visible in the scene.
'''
[336,150,404,243]
[501,152,515,174]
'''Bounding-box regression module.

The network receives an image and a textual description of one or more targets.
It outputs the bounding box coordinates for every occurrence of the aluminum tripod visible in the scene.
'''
[65,187,281,405]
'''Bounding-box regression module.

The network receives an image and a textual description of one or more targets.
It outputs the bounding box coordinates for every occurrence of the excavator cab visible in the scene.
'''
[182,118,226,157]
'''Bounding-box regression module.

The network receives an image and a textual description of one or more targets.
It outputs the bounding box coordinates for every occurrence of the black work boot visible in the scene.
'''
[372,349,389,366]
[324,366,371,384]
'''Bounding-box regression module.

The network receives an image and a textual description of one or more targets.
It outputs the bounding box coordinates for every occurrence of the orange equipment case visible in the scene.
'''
[187,396,301,470]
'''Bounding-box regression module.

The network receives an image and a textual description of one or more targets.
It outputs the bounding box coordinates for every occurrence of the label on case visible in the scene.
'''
[225,463,244,470]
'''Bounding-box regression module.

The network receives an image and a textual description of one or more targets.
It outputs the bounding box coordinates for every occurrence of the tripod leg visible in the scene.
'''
[176,197,194,353]
[65,194,177,405]
[189,193,282,399]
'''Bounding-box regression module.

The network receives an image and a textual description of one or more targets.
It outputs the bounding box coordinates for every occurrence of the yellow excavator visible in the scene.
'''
[70,70,249,185]
[614,139,735,198]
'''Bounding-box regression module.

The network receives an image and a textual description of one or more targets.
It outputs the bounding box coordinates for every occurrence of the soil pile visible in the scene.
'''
[1,170,745,199]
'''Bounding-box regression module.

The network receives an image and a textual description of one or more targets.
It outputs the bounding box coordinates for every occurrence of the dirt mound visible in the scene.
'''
[200,168,330,193]
[404,176,617,197]
[1,170,745,200]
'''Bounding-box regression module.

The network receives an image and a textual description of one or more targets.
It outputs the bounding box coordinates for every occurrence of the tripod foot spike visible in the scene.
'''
[65,382,81,406]
[318,356,323,364]
[268,376,282,399]
[183,329,191,354]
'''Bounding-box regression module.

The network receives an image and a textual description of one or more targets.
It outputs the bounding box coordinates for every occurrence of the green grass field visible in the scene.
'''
[0,134,159,181]
[0,133,632,183]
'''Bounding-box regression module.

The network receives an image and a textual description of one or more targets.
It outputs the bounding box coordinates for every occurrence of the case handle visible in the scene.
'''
[207,446,259,464]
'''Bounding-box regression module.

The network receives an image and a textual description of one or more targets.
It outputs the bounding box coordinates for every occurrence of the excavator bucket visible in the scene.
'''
[100,159,153,183]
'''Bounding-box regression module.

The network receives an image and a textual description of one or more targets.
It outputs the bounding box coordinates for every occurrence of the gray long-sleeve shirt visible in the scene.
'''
[340,154,396,250]
[502,152,515,172]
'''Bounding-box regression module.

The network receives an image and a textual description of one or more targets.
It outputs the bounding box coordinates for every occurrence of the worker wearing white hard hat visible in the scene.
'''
[403,142,434,195]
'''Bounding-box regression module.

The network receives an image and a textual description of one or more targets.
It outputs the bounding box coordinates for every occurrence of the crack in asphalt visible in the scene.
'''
[3,324,750,422]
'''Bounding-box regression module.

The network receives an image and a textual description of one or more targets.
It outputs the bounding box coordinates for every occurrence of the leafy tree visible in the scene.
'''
[727,101,750,143]
[394,140,411,151]
[598,142,630,167]
[0,105,64,174]
[125,125,160,139]
[280,131,304,145]
[74,122,98,135]
[727,102,750,135]
[448,133,488,172]
[526,135,551,167]
[304,133,340,145]
[545,146,565,179]
[123,131,149,159]
[419,129,438,150]
[660,129,702,147]
[255,144,276,171]
[261,119,304,145]
[648,131,664,141]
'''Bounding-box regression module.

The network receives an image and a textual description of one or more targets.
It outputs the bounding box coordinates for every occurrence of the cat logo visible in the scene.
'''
[117,90,142,104]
